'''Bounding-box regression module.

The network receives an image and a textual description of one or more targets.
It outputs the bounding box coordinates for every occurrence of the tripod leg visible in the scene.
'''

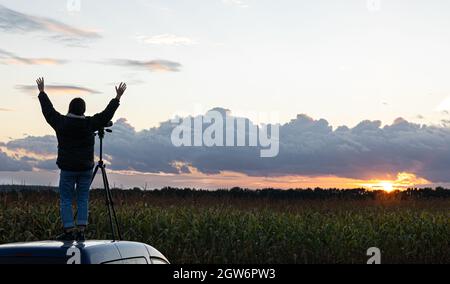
[81,165,100,224]
[103,169,122,240]
[91,165,100,187]
[100,165,116,241]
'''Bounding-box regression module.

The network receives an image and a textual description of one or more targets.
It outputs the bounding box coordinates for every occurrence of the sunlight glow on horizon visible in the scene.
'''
[0,168,438,190]
[359,172,431,192]
[89,170,432,190]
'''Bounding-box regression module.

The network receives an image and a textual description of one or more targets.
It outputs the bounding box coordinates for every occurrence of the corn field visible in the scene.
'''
[0,188,449,264]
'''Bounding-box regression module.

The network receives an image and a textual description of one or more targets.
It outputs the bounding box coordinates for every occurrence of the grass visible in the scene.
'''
[0,188,448,264]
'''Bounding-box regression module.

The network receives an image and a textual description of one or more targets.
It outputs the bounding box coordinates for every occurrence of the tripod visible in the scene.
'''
[91,126,122,241]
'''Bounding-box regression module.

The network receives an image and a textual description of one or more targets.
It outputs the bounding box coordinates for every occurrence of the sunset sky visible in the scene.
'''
[1,0,450,189]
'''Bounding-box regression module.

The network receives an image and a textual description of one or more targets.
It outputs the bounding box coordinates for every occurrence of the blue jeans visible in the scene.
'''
[59,170,92,229]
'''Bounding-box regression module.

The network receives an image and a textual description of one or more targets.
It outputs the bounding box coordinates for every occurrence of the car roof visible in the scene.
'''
[0,240,112,247]
[0,240,169,264]
[0,240,114,251]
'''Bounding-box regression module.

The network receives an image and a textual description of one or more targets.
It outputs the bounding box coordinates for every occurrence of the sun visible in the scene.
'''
[359,172,431,192]
[362,181,396,192]
[379,182,394,192]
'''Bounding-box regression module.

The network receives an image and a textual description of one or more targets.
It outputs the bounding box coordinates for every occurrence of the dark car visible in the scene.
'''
[0,240,169,264]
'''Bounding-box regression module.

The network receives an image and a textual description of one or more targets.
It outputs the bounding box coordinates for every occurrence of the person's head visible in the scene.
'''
[68,98,86,116]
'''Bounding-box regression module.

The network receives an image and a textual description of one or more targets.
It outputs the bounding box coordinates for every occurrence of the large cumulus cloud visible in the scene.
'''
[0,150,32,171]
[2,110,450,182]
[6,135,57,155]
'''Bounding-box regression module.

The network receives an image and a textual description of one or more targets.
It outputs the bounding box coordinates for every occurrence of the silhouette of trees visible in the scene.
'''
[1,185,448,200]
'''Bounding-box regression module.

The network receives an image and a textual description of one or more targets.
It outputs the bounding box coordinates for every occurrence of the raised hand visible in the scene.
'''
[36,77,45,93]
[115,82,127,100]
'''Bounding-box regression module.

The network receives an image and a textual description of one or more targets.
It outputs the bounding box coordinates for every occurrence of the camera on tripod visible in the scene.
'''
[91,120,122,241]
[95,121,114,139]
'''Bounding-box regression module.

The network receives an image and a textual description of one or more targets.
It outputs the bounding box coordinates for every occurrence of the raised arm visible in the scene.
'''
[37,77,62,130]
[91,82,126,130]
[115,82,127,101]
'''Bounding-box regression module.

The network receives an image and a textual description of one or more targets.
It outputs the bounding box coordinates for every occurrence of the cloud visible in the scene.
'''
[0,107,12,112]
[0,5,101,45]
[16,84,101,96]
[136,34,197,46]
[6,135,57,156]
[3,110,450,184]
[0,150,32,171]
[0,48,66,65]
[110,59,182,72]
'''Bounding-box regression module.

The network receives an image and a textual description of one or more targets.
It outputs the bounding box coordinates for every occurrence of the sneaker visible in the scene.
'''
[75,231,86,242]
[56,231,75,241]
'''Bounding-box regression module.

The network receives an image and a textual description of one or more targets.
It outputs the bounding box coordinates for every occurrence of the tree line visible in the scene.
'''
[0,185,449,200]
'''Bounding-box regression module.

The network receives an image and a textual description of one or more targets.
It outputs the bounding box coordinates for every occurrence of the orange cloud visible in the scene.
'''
[107,167,429,190]
[4,58,66,65]
[359,172,431,191]
[0,48,66,65]
[35,18,100,39]
[16,85,100,96]
[0,146,55,161]
[0,4,101,43]
[110,59,182,72]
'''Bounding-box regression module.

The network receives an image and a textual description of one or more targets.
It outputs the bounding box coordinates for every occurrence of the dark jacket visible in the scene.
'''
[38,92,120,171]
